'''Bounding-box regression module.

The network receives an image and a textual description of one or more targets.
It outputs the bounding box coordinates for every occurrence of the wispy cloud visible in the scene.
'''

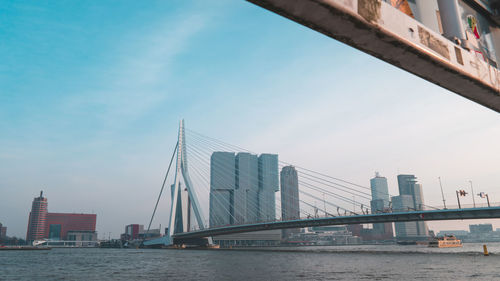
[63,14,208,135]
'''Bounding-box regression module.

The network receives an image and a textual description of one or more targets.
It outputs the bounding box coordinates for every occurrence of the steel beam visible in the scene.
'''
[246,0,500,112]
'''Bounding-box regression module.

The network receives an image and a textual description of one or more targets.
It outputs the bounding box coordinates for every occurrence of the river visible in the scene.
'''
[1,243,499,280]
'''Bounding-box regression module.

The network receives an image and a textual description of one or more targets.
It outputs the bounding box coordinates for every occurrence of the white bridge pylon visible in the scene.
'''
[146,120,210,246]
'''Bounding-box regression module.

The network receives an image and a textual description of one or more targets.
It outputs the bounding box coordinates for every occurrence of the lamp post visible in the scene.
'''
[478,192,491,207]
[438,177,447,209]
[469,180,476,208]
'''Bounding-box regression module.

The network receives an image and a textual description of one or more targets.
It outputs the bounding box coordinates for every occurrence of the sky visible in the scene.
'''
[1,0,499,239]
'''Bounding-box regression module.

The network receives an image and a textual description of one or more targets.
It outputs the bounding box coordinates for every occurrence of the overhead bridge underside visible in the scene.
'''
[174,207,500,239]
[246,0,500,112]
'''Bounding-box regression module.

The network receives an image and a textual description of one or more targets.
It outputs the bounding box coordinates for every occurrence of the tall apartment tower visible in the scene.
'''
[26,191,48,242]
[369,173,393,239]
[209,152,279,227]
[235,153,259,224]
[392,174,429,240]
[258,154,279,222]
[209,152,236,227]
[280,166,300,239]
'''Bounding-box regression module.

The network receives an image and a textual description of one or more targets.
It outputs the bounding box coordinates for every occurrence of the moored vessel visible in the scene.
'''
[428,235,462,248]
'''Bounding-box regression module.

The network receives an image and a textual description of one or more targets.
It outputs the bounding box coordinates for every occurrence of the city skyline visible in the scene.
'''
[1,0,500,238]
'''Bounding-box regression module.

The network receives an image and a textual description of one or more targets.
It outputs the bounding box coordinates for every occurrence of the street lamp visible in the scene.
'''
[478,192,491,207]
[469,180,476,208]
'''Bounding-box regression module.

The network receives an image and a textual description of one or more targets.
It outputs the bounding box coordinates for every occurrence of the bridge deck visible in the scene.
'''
[247,0,500,112]
[174,207,500,239]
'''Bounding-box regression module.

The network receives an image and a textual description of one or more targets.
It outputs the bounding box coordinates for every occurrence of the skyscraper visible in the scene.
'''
[235,153,259,224]
[280,166,300,239]
[393,174,429,239]
[370,172,390,210]
[209,152,279,227]
[26,191,48,242]
[258,154,279,222]
[209,152,236,227]
[369,173,393,239]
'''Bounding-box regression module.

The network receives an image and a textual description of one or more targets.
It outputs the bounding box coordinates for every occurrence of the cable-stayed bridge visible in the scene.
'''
[145,120,500,247]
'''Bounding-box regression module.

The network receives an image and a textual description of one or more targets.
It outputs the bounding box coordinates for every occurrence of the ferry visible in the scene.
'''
[428,235,462,248]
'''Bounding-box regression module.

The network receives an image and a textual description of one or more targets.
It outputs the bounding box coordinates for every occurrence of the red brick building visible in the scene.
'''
[46,213,96,240]
[26,191,48,242]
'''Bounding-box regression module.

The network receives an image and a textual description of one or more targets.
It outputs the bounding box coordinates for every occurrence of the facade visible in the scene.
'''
[392,175,429,240]
[46,213,97,240]
[124,224,144,240]
[209,152,280,227]
[470,223,493,234]
[210,152,236,227]
[213,229,281,247]
[209,151,279,245]
[26,192,97,243]
[258,154,279,222]
[66,231,98,247]
[235,153,259,224]
[0,223,6,239]
[26,191,48,242]
[280,166,300,240]
[392,195,418,238]
[370,172,390,209]
[369,173,393,240]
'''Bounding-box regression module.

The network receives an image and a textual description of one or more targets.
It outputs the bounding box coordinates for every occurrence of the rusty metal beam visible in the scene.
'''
[246,0,500,112]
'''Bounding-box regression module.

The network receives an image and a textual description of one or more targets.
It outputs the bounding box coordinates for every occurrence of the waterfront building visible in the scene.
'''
[209,152,279,227]
[209,151,279,246]
[26,192,97,243]
[393,175,429,240]
[0,223,6,239]
[258,154,279,222]
[26,191,48,242]
[469,223,493,234]
[123,224,144,240]
[235,153,259,224]
[280,166,300,239]
[370,172,390,208]
[210,152,236,227]
[46,213,96,240]
[392,195,418,237]
[213,229,281,247]
[369,173,393,240]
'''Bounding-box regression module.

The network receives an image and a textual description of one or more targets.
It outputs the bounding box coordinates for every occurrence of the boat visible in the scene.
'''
[0,246,51,251]
[428,235,462,248]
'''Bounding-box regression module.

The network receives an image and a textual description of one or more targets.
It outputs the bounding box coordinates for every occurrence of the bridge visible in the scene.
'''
[144,120,500,247]
[246,0,500,112]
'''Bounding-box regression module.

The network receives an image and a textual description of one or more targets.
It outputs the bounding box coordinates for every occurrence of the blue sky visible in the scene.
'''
[1,0,499,238]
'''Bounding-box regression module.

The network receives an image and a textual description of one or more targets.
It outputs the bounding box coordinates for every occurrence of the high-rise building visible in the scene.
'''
[280,166,300,239]
[369,173,393,240]
[26,191,48,242]
[210,152,236,227]
[235,153,259,224]
[392,195,418,237]
[0,223,6,239]
[209,152,279,227]
[370,172,390,210]
[258,154,279,222]
[392,175,429,239]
